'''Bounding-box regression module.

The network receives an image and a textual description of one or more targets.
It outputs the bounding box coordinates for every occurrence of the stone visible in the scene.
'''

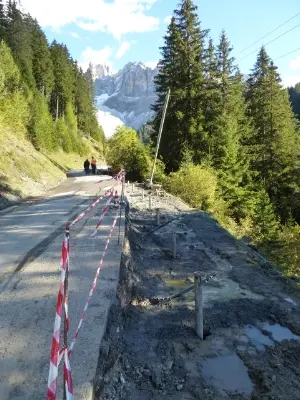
[151,367,162,388]
[177,384,183,391]
[100,340,110,357]
[120,374,126,384]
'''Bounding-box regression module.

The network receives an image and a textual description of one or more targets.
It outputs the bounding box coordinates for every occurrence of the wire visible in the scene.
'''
[240,11,300,54]
[240,22,300,61]
[274,46,300,61]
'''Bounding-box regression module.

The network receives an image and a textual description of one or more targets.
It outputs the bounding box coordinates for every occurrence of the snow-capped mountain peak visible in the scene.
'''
[90,62,112,80]
[95,62,158,137]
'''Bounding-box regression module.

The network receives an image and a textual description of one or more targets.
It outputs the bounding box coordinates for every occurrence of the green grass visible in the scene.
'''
[0,125,104,201]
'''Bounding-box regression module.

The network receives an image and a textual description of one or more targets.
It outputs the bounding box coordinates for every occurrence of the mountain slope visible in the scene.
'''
[94,62,158,137]
[0,122,104,209]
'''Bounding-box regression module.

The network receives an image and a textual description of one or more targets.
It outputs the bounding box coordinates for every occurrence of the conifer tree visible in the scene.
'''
[6,1,35,87]
[0,39,20,92]
[0,0,7,41]
[204,32,254,219]
[50,41,75,119]
[288,82,300,117]
[30,18,54,96]
[151,0,208,172]
[246,47,300,221]
[28,90,54,150]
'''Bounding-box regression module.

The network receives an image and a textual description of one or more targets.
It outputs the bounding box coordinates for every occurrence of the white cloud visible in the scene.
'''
[289,55,300,71]
[116,41,132,59]
[16,0,159,39]
[144,61,158,69]
[80,46,113,71]
[163,15,172,24]
[281,75,300,88]
[70,32,81,39]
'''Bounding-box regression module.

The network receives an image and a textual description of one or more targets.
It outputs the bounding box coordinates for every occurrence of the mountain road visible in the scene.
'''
[0,173,125,399]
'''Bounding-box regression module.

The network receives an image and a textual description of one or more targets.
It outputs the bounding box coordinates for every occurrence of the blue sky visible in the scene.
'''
[18,0,300,86]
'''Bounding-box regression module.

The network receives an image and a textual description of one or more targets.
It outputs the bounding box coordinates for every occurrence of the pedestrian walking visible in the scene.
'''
[91,157,97,175]
[84,159,90,175]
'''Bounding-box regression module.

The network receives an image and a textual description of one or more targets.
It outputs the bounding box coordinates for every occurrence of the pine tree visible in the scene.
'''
[288,82,300,117]
[151,0,208,172]
[50,41,75,119]
[252,189,279,242]
[246,47,300,222]
[204,32,254,219]
[0,0,7,41]
[0,39,20,92]
[28,90,54,150]
[30,18,54,96]
[74,65,91,134]
[6,1,35,87]
[65,102,78,152]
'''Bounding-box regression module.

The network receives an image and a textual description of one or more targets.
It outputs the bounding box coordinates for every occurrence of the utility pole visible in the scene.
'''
[150,88,171,185]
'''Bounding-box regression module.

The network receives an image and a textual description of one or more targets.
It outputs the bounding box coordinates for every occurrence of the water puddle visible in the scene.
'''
[201,354,253,396]
[259,322,300,342]
[244,325,274,350]
[244,323,300,350]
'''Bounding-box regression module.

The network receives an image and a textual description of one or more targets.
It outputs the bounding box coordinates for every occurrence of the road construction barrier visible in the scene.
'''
[47,170,125,400]
[69,185,117,228]
[90,191,115,237]
[68,211,120,356]
[98,169,125,184]
[47,232,73,400]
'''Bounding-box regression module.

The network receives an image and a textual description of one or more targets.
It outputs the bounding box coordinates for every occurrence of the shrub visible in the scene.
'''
[165,163,217,210]
[107,126,150,181]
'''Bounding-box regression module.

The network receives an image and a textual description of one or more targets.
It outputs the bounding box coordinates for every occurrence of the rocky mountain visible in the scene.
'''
[94,62,158,137]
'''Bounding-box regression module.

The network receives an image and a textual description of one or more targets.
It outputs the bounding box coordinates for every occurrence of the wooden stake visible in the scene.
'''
[172,232,176,259]
[156,208,160,226]
[194,271,203,340]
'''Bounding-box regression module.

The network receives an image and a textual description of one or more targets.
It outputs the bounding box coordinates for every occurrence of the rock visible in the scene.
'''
[95,62,158,132]
[100,340,110,357]
[151,367,162,388]
[177,384,183,391]
[120,374,126,384]
[272,375,277,383]
[269,314,276,322]
[165,360,174,370]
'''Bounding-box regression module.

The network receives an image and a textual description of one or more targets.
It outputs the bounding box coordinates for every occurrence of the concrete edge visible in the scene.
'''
[91,199,130,399]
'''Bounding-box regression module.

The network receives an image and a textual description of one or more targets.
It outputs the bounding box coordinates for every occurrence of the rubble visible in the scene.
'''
[95,186,300,400]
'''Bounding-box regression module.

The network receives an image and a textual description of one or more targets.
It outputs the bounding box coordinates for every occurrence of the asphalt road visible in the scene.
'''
[0,173,125,399]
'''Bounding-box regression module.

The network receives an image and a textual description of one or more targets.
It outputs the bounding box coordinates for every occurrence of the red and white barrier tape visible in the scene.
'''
[68,209,120,356]
[98,170,125,185]
[47,170,124,398]
[69,185,117,228]
[63,349,73,400]
[47,236,70,400]
[90,191,114,237]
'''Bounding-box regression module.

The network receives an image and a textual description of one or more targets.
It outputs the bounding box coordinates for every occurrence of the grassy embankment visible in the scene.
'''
[0,123,104,204]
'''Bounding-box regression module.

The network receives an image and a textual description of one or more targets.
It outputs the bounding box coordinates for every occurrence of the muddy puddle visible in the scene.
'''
[244,325,274,350]
[244,322,300,351]
[259,322,300,342]
[201,354,253,396]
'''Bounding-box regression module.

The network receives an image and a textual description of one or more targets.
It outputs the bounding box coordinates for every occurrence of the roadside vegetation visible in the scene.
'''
[107,0,300,280]
[0,0,104,201]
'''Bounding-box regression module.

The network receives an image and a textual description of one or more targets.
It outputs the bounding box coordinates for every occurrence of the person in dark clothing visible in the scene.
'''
[91,157,97,175]
[84,159,90,175]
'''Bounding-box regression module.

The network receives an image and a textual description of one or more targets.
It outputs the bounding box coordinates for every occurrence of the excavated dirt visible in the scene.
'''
[94,185,300,400]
